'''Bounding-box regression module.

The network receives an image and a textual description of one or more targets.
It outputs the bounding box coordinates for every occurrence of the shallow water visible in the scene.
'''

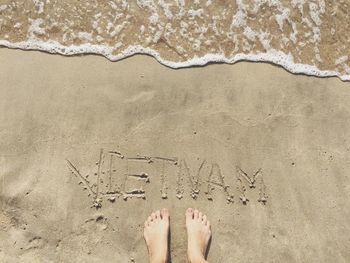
[0,0,349,80]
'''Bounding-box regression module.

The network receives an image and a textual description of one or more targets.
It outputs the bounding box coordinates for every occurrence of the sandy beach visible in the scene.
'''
[0,48,349,262]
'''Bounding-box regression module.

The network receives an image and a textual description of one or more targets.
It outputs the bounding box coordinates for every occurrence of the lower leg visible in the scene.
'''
[186,208,211,263]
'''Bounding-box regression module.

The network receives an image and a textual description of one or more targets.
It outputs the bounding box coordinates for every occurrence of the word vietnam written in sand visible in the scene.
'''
[66,149,268,208]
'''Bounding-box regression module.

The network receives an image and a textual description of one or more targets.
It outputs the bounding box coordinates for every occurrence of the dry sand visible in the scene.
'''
[0,49,350,262]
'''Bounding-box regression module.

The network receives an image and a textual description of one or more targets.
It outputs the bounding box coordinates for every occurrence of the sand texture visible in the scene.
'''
[0,0,349,80]
[1,50,350,262]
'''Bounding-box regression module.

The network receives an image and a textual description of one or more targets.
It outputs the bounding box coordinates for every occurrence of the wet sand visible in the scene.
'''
[1,0,349,79]
[0,49,350,262]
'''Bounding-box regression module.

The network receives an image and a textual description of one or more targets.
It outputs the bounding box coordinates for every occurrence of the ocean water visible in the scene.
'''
[0,0,349,81]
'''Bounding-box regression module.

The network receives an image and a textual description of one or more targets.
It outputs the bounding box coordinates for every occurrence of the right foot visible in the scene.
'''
[185,208,211,263]
[144,208,170,263]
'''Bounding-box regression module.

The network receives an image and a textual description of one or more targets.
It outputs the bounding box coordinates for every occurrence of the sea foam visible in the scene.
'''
[0,0,349,81]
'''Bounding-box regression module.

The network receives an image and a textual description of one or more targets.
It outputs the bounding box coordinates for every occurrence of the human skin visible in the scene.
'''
[143,208,211,263]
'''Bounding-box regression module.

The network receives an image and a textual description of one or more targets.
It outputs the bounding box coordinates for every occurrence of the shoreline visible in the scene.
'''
[1,43,349,82]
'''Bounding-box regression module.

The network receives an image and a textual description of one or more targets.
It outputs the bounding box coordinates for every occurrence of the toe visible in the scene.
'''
[155,210,161,220]
[151,212,156,221]
[202,215,208,225]
[194,209,199,219]
[148,215,153,223]
[186,208,194,220]
[198,211,203,220]
[206,220,211,228]
[144,220,149,227]
[161,208,169,220]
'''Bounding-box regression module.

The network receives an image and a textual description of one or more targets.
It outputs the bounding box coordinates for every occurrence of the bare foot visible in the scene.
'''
[144,208,170,263]
[186,208,211,263]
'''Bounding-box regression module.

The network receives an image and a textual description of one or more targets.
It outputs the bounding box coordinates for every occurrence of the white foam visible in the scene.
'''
[206,0,212,7]
[275,8,290,31]
[291,0,305,15]
[309,1,325,26]
[243,27,257,41]
[78,32,93,42]
[188,8,204,19]
[0,5,7,12]
[28,19,46,37]
[158,0,173,19]
[0,39,349,81]
[33,0,45,14]
[335,56,348,65]
[14,23,22,29]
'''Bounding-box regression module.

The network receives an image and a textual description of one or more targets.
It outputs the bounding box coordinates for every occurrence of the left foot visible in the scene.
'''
[144,208,170,263]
